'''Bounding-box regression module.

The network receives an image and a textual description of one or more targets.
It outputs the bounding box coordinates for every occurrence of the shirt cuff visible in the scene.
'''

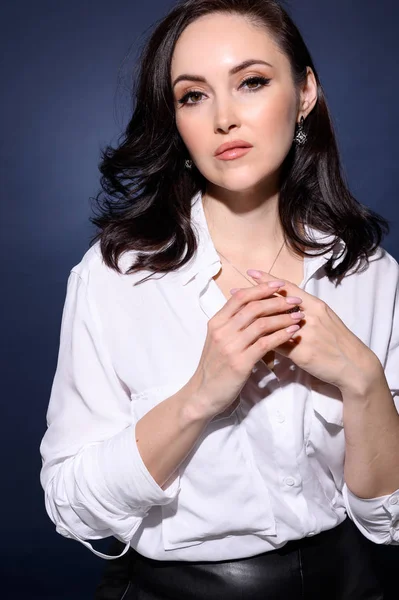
[343,483,399,545]
[98,423,181,511]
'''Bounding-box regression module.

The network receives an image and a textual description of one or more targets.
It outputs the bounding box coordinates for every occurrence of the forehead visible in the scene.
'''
[171,12,287,76]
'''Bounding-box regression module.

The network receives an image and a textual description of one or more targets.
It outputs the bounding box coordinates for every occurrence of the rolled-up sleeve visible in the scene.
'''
[343,258,399,545]
[40,271,180,560]
[343,485,399,545]
[384,257,399,412]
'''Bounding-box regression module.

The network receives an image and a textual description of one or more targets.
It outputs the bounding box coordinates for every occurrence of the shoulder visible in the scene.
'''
[361,246,399,285]
[69,241,142,287]
[341,246,399,308]
[69,242,103,284]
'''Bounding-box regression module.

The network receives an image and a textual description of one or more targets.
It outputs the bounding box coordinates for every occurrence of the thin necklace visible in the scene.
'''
[215,239,286,372]
[215,239,285,286]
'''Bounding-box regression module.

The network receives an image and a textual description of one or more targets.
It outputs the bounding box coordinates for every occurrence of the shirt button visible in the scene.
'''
[284,476,296,487]
[276,412,285,423]
[389,497,399,505]
[307,531,316,537]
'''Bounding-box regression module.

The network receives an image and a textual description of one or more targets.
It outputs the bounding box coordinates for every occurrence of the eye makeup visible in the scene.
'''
[177,75,272,107]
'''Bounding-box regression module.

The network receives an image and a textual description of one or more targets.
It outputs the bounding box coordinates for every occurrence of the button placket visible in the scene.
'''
[284,476,296,487]
[276,410,285,423]
[197,264,225,320]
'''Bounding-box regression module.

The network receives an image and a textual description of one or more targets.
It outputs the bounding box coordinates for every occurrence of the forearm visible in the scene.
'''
[135,379,212,490]
[341,361,399,499]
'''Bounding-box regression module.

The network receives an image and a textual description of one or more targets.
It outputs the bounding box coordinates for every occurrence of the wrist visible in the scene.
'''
[339,354,384,398]
[179,377,216,425]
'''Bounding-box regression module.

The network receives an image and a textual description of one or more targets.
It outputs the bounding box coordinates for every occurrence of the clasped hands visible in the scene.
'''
[232,269,381,395]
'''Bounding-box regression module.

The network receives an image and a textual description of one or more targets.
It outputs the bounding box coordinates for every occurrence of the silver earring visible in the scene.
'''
[294,116,307,146]
[185,159,193,169]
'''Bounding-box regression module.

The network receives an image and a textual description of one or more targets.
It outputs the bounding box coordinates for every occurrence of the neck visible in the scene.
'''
[202,186,285,262]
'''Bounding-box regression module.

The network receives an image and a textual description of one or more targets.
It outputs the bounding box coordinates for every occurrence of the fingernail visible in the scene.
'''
[268,280,285,288]
[291,311,305,319]
[286,324,300,333]
[230,288,240,294]
[286,296,303,304]
[247,270,262,278]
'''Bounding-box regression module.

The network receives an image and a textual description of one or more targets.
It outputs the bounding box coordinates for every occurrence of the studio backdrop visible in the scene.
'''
[1,1,398,598]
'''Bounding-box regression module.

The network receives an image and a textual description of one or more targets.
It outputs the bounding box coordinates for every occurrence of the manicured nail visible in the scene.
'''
[230,288,240,294]
[268,280,285,288]
[286,324,300,333]
[286,296,303,304]
[247,270,262,278]
[291,311,305,320]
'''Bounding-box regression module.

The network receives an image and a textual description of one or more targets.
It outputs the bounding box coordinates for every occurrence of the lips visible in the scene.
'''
[214,140,253,156]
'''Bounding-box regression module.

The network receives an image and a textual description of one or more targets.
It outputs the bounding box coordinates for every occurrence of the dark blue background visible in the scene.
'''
[1,1,398,597]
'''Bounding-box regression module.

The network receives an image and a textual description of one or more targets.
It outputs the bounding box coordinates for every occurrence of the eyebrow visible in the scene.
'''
[172,59,274,89]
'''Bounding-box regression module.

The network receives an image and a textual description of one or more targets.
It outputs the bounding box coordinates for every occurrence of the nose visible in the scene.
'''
[213,97,240,134]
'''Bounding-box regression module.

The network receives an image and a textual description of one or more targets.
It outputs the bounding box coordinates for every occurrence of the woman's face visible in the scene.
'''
[171,13,314,195]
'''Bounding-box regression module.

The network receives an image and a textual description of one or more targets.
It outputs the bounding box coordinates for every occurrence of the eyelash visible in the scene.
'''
[177,76,271,107]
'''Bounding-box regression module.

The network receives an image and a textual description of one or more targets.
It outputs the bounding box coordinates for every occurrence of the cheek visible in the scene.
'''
[248,95,296,146]
[175,112,203,155]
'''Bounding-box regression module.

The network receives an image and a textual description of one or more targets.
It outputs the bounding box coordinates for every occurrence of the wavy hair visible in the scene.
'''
[90,0,389,284]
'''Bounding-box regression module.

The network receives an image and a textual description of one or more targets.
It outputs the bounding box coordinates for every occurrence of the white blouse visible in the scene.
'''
[40,192,399,561]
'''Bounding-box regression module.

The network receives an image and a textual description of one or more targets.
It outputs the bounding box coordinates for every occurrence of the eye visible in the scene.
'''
[177,90,206,106]
[239,76,271,91]
[176,76,271,107]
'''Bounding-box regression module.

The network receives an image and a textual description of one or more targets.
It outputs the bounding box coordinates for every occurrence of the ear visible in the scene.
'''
[297,66,318,120]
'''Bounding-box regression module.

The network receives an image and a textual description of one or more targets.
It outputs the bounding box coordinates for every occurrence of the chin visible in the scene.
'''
[209,170,275,194]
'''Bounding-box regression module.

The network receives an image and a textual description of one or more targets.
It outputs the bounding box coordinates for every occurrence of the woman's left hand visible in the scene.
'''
[246,270,381,393]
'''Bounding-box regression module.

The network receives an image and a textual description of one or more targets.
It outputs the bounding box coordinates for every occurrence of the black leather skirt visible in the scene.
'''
[95,517,384,600]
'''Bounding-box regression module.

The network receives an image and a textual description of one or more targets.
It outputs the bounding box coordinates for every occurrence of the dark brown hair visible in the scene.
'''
[90,0,389,284]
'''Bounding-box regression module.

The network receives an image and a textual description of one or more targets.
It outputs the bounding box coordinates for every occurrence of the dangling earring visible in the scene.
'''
[294,116,307,146]
[185,159,193,169]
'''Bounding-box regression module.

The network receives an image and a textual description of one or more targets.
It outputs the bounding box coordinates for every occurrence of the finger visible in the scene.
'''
[230,294,304,331]
[229,284,303,322]
[239,313,305,350]
[246,323,302,365]
[246,270,310,303]
[218,281,286,322]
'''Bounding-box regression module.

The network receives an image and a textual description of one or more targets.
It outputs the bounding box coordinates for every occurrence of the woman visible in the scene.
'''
[40,0,399,598]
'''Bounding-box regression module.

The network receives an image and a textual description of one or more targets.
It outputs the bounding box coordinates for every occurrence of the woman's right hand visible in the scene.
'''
[189,281,304,419]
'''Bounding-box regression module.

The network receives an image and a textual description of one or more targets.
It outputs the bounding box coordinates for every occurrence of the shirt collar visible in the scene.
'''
[176,192,347,286]
[177,192,221,286]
